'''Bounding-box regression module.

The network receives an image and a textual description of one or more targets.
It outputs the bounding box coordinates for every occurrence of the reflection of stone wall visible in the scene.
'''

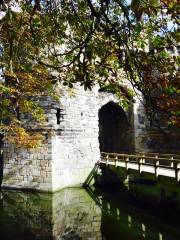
[1,190,52,240]
[52,188,102,240]
[0,188,102,240]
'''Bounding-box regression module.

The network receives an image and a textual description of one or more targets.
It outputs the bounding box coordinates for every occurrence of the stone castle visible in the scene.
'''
[1,45,180,192]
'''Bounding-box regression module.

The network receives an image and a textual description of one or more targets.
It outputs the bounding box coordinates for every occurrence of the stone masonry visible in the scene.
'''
[2,81,180,191]
[2,83,134,191]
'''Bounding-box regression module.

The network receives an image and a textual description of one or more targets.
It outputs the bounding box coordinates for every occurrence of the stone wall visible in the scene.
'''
[3,82,179,192]
[51,85,134,190]
[2,95,58,191]
[51,85,100,190]
[2,133,52,191]
[2,83,134,191]
[133,96,148,152]
[133,95,180,153]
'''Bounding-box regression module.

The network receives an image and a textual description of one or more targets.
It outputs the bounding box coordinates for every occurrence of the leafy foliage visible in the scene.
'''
[0,0,179,147]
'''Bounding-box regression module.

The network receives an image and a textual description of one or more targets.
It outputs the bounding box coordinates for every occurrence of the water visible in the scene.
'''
[0,183,180,240]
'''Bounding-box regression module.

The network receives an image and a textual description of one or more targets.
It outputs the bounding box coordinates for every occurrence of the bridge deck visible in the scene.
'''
[100,152,180,181]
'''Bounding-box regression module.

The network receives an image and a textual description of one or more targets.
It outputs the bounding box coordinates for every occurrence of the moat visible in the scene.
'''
[0,181,180,240]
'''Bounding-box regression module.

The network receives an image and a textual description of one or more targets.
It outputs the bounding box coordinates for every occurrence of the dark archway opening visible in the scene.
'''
[99,101,131,153]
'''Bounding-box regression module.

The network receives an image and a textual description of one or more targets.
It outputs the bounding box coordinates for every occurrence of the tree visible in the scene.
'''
[0,0,59,147]
[0,0,179,147]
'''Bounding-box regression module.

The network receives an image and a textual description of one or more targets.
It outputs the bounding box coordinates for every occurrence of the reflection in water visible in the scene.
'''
[0,188,102,240]
[0,185,180,240]
[86,185,180,240]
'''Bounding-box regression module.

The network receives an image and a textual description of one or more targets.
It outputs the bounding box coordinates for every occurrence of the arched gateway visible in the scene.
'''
[99,101,132,153]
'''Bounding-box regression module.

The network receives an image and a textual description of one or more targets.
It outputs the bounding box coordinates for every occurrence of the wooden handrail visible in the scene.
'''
[100,152,180,169]
[138,152,180,158]
[100,152,180,181]
[101,152,180,162]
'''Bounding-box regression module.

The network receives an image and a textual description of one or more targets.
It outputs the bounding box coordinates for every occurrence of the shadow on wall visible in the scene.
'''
[98,101,134,153]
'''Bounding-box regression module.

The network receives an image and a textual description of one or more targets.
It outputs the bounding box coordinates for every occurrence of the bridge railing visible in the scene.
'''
[138,152,180,160]
[100,152,180,181]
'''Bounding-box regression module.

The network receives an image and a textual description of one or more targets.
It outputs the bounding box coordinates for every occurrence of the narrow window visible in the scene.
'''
[56,108,61,125]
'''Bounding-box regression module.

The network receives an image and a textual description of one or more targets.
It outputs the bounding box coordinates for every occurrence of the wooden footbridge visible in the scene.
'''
[100,152,180,181]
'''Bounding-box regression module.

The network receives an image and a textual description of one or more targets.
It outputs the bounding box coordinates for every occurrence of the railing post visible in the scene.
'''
[170,157,174,168]
[125,157,129,170]
[174,162,179,182]
[177,169,180,183]
[155,157,159,178]
[106,154,109,166]
[142,156,145,164]
[115,156,118,167]
[138,157,141,173]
